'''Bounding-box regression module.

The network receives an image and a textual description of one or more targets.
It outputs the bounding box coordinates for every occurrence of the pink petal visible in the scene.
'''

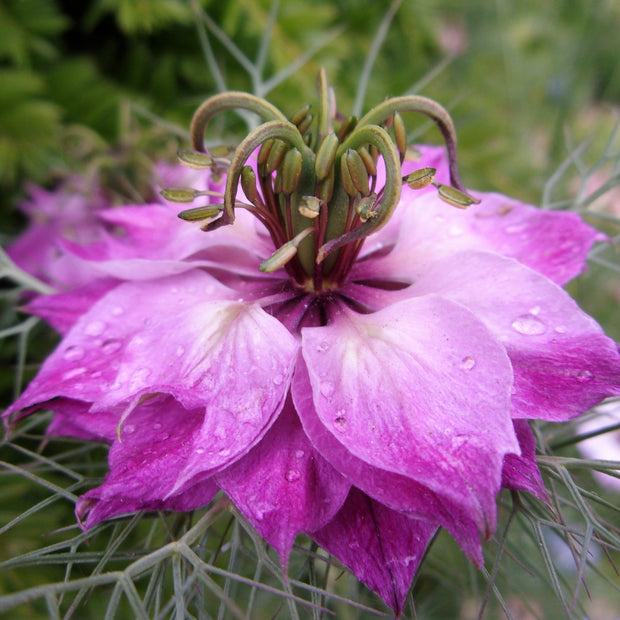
[75,396,218,527]
[410,251,620,421]
[216,399,350,566]
[45,398,120,442]
[299,296,518,539]
[293,362,485,564]
[311,488,437,616]
[5,271,234,417]
[501,420,548,501]
[352,188,602,287]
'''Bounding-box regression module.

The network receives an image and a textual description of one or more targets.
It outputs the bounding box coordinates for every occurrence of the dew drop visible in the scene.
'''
[272,373,284,386]
[505,223,528,234]
[124,424,136,434]
[448,225,464,237]
[131,367,151,385]
[102,339,122,354]
[434,215,446,223]
[285,469,301,483]
[316,341,330,353]
[175,345,185,357]
[111,306,124,316]
[63,346,84,362]
[195,447,205,454]
[334,412,348,432]
[511,314,546,336]
[85,320,106,336]
[460,356,475,370]
[295,450,305,459]
[218,448,231,457]
[529,305,541,316]
[62,367,86,380]
[153,422,162,430]
[555,325,567,334]
[576,370,594,383]
[320,381,335,398]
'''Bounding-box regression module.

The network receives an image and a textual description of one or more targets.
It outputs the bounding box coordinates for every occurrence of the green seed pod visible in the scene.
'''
[241,166,260,203]
[177,150,214,169]
[393,112,407,160]
[315,133,340,181]
[344,149,370,196]
[178,205,224,221]
[435,183,477,208]
[281,148,303,195]
[289,103,312,126]
[257,139,274,167]
[160,187,199,203]
[340,152,358,197]
[317,167,335,203]
[403,167,436,190]
[297,113,314,136]
[266,140,288,174]
[357,146,377,177]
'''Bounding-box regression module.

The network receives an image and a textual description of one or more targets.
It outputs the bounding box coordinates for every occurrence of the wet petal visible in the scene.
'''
[5,270,234,417]
[411,251,620,421]
[352,188,602,287]
[75,396,218,528]
[293,361,485,564]
[501,420,548,501]
[217,400,350,567]
[311,488,437,617]
[300,296,518,538]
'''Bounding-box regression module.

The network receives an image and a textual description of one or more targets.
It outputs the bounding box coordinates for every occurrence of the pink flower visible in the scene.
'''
[5,75,620,615]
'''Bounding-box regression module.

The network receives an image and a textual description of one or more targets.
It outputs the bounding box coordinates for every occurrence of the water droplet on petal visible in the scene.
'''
[320,381,335,399]
[153,422,162,430]
[448,225,464,237]
[111,306,124,316]
[434,215,446,223]
[175,345,185,357]
[62,367,87,380]
[272,373,284,386]
[529,305,541,316]
[63,346,84,362]
[316,341,330,353]
[460,356,475,370]
[295,450,305,459]
[555,325,567,334]
[511,314,546,335]
[85,320,106,336]
[285,469,301,482]
[576,370,594,383]
[102,339,122,354]
[334,412,348,432]
[124,424,136,434]
[195,447,205,454]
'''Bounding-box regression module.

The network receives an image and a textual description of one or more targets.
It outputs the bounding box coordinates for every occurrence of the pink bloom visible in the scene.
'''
[5,78,620,615]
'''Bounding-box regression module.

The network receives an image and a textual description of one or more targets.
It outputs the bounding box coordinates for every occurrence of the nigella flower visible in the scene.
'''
[5,70,620,615]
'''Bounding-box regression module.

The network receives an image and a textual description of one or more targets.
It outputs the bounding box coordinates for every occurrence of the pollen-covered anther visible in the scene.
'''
[434,182,480,208]
[177,204,224,222]
[356,193,378,222]
[259,227,314,273]
[403,167,436,190]
[298,196,322,219]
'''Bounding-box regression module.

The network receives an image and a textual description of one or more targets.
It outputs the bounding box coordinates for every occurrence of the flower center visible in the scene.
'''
[163,69,478,295]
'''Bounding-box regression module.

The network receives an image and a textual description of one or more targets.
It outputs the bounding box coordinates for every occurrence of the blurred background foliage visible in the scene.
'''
[1,1,619,617]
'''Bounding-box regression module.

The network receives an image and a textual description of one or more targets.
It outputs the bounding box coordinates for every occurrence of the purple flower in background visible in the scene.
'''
[5,72,620,615]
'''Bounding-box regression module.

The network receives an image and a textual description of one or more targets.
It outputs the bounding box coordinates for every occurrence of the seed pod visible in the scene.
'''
[241,166,260,203]
[357,146,377,177]
[177,150,214,169]
[160,187,199,203]
[435,183,478,208]
[317,167,335,203]
[289,103,312,126]
[266,140,288,174]
[340,152,358,197]
[403,167,436,190]
[297,113,314,136]
[315,133,339,181]
[344,149,370,196]
[393,112,407,160]
[281,148,303,195]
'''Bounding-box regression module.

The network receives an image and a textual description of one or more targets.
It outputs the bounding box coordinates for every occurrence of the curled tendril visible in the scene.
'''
[172,69,476,291]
